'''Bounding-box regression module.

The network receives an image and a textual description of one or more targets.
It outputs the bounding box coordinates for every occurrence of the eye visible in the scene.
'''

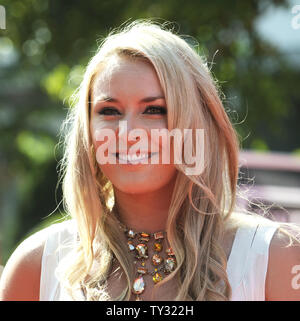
[98,107,121,116]
[143,106,167,115]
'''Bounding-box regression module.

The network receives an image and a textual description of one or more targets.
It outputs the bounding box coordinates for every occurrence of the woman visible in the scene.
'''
[0,20,299,301]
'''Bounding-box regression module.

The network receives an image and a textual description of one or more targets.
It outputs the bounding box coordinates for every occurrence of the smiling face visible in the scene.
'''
[89,55,178,194]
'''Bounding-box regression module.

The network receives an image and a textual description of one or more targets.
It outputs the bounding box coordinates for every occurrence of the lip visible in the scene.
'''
[112,152,159,164]
[116,150,152,156]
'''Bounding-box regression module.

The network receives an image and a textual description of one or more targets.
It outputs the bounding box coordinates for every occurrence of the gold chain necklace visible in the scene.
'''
[116,220,177,301]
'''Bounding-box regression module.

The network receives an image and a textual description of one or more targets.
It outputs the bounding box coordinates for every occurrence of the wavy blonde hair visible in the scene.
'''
[59,20,240,300]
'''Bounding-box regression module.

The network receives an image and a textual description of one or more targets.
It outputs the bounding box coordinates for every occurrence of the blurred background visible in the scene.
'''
[0,0,300,271]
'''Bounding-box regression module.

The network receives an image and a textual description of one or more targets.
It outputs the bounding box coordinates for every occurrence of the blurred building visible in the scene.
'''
[238,149,300,223]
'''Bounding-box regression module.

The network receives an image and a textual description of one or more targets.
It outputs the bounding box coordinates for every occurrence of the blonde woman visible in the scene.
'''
[0,20,299,301]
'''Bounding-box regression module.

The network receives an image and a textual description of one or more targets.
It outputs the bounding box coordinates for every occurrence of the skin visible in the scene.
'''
[0,57,299,300]
[90,56,178,232]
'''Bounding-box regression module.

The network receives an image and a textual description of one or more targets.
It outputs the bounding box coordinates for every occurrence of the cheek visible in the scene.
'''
[90,118,117,153]
[91,119,169,152]
[90,122,177,193]
[100,163,177,194]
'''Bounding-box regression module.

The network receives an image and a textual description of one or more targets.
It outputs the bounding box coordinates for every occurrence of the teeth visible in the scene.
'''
[118,153,149,162]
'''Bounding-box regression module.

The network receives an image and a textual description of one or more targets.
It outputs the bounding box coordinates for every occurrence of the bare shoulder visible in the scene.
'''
[226,212,300,300]
[0,220,72,301]
[266,222,300,301]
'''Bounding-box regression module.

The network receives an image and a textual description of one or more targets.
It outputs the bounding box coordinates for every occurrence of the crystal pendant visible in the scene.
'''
[165,257,177,273]
[152,254,163,266]
[127,229,136,238]
[166,247,175,256]
[132,275,145,295]
[136,243,148,259]
[127,241,135,251]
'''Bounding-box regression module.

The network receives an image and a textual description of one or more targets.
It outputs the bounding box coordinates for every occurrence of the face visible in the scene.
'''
[90,56,177,194]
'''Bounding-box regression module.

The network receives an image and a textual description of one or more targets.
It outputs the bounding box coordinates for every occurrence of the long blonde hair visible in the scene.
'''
[59,20,240,300]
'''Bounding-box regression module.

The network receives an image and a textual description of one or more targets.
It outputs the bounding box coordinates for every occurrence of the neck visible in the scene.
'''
[113,177,176,233]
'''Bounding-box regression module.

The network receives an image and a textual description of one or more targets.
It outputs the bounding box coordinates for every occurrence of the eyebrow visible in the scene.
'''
[94,95,165,104]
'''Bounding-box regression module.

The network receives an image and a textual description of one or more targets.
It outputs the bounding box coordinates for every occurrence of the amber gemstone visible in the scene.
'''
[154,232,164,240]
[152,254,163,266]
[132,275,145,294]
[140,232,150,238]
[153,272,163,283]
[139,237,150,242]
[137,267,147,274]
[153,242,163,252]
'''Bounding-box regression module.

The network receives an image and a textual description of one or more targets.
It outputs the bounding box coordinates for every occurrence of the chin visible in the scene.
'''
[116,185,152,195]
[99,164,178,195]
[113,180,168,195]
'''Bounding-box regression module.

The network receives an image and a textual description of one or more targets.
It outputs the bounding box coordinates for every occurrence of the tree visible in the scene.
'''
[0,0,299,263]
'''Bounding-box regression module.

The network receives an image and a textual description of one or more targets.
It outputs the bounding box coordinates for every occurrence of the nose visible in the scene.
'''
[116,115,149,150]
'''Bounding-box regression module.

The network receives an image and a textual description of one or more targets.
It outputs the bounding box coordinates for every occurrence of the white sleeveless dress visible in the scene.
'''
[39,220,279,301]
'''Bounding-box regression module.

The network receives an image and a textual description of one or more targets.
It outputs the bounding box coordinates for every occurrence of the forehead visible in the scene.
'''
[91,55,164,99]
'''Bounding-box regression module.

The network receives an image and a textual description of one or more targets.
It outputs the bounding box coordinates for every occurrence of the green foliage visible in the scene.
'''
[250,138,269,151]
[41,64,70,100]
[0,0,299,263]
[16,130,55,164]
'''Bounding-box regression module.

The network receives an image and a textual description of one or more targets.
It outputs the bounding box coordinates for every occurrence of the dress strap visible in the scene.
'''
[228,220,279,300]
[39,224,60,301]
[39,220,77,301]
[226,223,259,290]
[241,223,278,300]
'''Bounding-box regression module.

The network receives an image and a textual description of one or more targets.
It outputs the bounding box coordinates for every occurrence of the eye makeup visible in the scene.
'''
[97,105,167,116]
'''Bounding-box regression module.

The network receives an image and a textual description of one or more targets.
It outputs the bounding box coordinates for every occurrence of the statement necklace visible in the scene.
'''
[117,221,177,301]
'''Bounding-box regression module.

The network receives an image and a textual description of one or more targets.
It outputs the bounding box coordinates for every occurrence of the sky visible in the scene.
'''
[255,0,300,67]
